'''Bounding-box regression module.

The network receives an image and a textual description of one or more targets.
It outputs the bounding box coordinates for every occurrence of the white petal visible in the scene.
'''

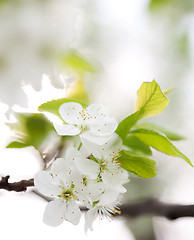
[59,102,83,125]
[86,104,109,117]
[103,134,122,158]
[98,190,119,205]
[81,134,122,159]
[65,200,81,225]
[85,207,98,233]
[64,147,87,184]
[64,144,100,178]
[43,199,66,227]
[81,131,113,145]
[101,171,127,193]
[53,122,81,136]
[51,158,69,184]
[75,191,92,208]
[64,147,80,165]
[74,154,99,178]
[85,181,106,202]
[90,116,118,136]
[115,168,130,185]
[80,137,103,159]
[34,171,61,197]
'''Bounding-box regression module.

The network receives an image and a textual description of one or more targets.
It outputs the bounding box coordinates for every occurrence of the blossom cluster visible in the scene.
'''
[34,102,129,231]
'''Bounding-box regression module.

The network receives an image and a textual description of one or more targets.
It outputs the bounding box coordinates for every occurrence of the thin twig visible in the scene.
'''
[0,176,34,192]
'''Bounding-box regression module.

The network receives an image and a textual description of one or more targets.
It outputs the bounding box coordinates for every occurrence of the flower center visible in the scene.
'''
[58,183,75,202]
[78,109,91,132]
[98,158,109,174]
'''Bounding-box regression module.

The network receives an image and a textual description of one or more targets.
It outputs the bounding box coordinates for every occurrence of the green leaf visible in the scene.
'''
[116,80,169,141]
[149,0,171,10]
[131,129,193,166]
[123,135,152,156]
[116,110,143,140]
[118,150,157,178]
[135,80,169,119]
[135,122,185,141]
[60,51,95,74]
[149,0,194,12]
[6,141,29,149]
[25,114,53,148]
[38,98,87,118]
[6,113,54,150]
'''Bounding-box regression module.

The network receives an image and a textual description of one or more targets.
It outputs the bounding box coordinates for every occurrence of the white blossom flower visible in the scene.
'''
[53,102,118,145]
[76,134,129,193]
[34,148,88,227]
[84,188,121,232]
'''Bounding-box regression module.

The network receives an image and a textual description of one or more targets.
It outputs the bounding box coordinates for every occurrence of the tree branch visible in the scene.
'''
[1,176,194,221]
[0,176,34,192]
[120,198,194,220]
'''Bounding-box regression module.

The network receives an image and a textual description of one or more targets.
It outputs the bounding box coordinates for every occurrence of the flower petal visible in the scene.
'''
[98,190,119,205]
[51,158,69,184]
[64,145,99,178]
[90,116,118,136]
[65,200,81,225]
[102,133,122,158]
[53,122,81,136]
[80,137,103,159]
[64,147,80,165]
[34,171,61,197]
[74,154,99,178]
[84,181,106,202]
[81,131,113,145]
[85,207,98,233]
[101,171,128,193]
[86,104,109,117]
[81,133,122,159]
[43,199,66,227]
[64,147,89,183]
[59,102,83,125]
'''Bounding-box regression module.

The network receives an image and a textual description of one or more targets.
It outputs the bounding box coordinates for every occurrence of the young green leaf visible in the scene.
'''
[131,129,193,166]
[116,109,143,140]
[123,135,152,156]
[116,80,169,141]
[135,80,169,119]
[60,51,95,74]
[25,114,53,148]
[118,150,157,178]
[135,122,185,141]
[38,98,87,118]
[6,113,54,150]
[6,141,29,148]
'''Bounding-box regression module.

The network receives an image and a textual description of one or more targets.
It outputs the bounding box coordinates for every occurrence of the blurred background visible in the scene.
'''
[0,0,194,239]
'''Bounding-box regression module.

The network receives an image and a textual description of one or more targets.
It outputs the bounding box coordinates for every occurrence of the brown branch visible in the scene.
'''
[0,176,34,192]
[119,198,194,220]
[1,176,194,221]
